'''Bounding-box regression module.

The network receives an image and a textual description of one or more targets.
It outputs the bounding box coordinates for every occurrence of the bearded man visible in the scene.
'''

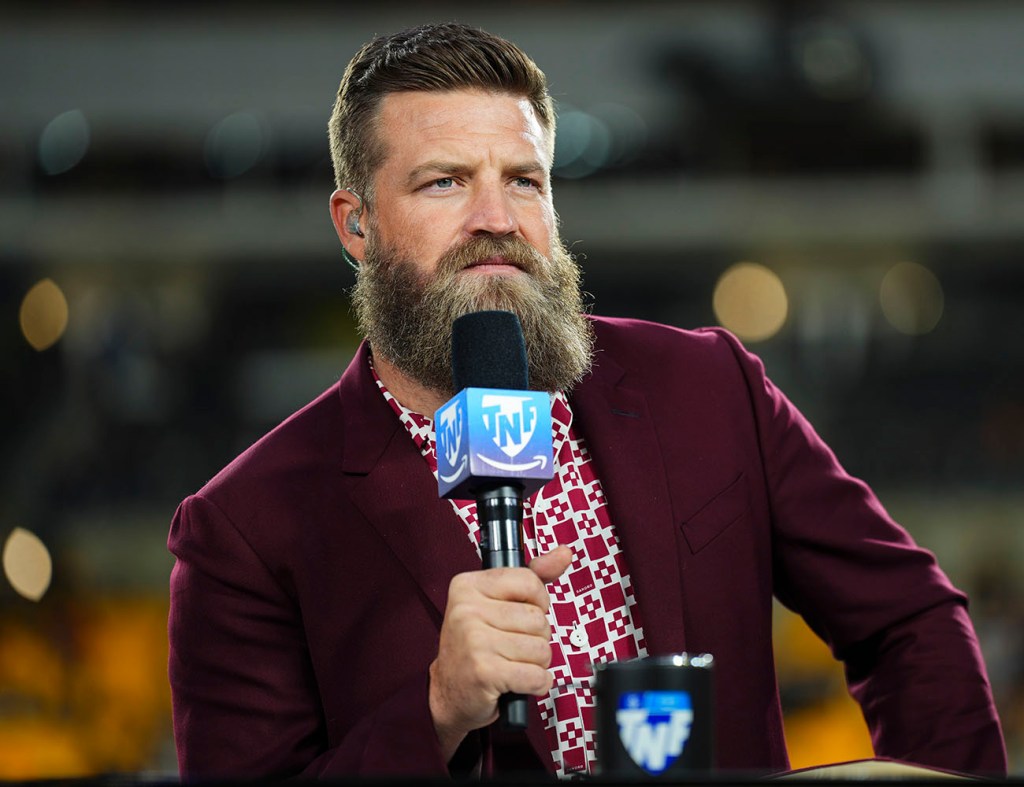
[167,23,1006,780]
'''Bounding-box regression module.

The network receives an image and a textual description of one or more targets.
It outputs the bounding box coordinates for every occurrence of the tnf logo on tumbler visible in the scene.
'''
[616,691,693,775]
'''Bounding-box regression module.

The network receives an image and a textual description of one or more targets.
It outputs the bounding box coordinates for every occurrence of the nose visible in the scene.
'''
[465,181,518,237]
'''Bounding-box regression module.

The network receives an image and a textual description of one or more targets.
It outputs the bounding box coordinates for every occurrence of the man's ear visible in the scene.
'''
[329,188,367,263]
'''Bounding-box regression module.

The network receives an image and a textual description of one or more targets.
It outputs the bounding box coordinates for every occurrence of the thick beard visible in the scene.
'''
[352,233,593,398]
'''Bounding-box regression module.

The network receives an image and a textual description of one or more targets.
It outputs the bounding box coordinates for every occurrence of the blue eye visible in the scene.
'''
[434,177,454,189]
[515,177,536,188]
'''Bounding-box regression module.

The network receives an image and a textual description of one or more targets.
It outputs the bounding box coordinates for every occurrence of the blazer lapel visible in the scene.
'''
[339,344,481,618]
[569,355,687,657]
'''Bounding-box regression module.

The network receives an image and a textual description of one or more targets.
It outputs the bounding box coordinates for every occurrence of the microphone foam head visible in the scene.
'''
[451,310,529,391]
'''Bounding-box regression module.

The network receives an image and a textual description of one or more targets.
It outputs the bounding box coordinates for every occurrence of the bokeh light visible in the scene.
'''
[793,22,872,102]
[3,528,53,602]
[553,106,612,179]
[879,261,944,335]
[204,112,266,179]
[38,110,91,175]
[20,278,69,351]
[589,103,648,167]
[713,262,789,342]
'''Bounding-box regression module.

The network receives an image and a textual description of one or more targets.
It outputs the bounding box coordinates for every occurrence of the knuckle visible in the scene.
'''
[508,567,540,591]
[449,571,476,596]
[444,602,472,632]
[524,665,552,696]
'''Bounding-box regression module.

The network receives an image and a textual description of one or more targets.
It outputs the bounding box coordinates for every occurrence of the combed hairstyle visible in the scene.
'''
[328,23,556,202]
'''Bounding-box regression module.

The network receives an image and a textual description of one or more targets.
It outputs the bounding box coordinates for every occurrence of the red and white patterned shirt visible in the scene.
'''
[373,364,648,777]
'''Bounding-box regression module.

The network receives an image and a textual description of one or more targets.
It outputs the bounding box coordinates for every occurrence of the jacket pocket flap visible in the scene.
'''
[679,473,750,553]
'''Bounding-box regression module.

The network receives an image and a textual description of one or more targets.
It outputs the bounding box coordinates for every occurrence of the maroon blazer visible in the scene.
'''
[168,317,1006,779]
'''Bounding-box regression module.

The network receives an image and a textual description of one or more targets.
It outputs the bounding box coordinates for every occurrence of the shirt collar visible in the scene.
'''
[370,354,574,466]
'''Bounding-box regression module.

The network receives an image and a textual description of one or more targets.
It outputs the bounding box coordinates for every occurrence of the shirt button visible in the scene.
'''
[569,624,588,649]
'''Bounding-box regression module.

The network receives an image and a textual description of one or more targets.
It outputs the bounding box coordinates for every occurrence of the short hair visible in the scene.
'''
[328,23,556,201]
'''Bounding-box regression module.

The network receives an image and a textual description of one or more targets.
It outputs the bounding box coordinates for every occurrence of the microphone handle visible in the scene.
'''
[478,484,529,730]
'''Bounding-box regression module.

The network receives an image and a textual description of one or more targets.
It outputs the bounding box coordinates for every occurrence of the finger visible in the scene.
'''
[470,566,550,609]
[500,660,555,698]
[490,628,553,670]
[450,628,551,697]
[448,596,549,656]
[528,544,574,584]
[479,597,550,637]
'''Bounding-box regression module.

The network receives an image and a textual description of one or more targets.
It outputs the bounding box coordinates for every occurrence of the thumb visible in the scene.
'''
[528,544,573,585]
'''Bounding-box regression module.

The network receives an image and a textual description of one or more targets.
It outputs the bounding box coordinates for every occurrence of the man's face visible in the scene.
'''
[367,88,557,278]
[351,88,593,398]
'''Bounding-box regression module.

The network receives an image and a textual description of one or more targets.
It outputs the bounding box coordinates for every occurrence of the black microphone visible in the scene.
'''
[436,310,554,730]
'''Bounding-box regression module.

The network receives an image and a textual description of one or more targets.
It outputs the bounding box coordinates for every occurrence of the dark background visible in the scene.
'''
[1,0,1022,777]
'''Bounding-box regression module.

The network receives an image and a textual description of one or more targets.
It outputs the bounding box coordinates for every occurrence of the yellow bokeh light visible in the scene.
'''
[879,262,944,336]
[713,262,789,342]
[2,528,53,602]
[20,278,69,351]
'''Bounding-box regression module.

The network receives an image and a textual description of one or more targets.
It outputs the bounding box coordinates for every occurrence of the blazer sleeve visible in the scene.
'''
[706,327,1007,776]
[167,493,456,779]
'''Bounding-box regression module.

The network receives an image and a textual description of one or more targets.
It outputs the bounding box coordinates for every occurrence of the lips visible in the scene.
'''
[463,255,524,272]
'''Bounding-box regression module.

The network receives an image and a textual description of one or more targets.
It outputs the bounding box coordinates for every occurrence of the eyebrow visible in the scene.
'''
[403,159,548,188]
[507,161,548,179]
[403,161,464,188]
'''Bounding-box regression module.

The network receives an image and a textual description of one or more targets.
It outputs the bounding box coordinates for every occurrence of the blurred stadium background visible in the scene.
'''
[2,0,1023,778]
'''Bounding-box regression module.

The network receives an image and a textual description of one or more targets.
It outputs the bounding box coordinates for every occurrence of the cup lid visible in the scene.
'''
[590,653,714,672]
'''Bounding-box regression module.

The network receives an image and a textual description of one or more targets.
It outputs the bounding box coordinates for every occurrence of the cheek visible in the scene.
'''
[372,206,452,276]
[522,202,557,249]
[532,195,556,230]
[392,202,458,246]
[375,204,426,247]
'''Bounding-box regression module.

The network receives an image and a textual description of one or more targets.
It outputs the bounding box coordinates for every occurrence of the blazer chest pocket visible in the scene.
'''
[679,473,751,554]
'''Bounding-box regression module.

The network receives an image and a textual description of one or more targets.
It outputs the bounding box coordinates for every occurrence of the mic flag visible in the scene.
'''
[436,311,554,500]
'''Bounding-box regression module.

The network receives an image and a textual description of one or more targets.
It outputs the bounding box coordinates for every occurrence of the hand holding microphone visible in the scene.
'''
[429,545,572,757]
[428,311,567,752]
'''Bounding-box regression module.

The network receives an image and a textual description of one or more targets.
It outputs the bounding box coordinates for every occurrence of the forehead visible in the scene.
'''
[375,89,553,169]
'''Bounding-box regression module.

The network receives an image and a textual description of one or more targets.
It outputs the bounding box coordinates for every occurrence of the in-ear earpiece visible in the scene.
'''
[346,211,364,238]
[338,188,365,271]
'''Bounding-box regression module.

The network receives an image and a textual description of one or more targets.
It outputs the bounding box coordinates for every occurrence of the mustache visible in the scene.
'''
[435,235,548,278]
[353,226,593,396]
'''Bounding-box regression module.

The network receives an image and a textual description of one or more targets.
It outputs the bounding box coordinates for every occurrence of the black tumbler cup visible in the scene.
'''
[593,654,715,778]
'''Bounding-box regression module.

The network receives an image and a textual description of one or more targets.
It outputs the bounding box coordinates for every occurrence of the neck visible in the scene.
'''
[372,351,450,417]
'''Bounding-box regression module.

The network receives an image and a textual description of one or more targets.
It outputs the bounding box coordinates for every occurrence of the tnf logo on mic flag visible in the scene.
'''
[436,388,553,499]
[616,691,694,775]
